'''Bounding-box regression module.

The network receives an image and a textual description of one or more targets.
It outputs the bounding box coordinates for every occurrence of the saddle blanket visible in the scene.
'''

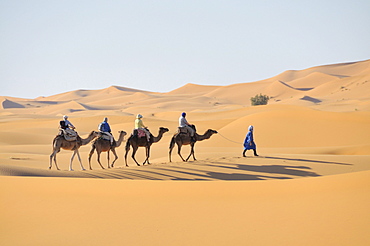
[137,129,146,138]
[61,129,77,141]
[133,128,148,138]
[178,127,188,134]
[99,133,111,141]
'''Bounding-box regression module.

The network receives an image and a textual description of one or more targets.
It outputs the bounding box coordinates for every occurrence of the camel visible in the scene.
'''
[49,131,100,171]
[169,128,218,162]
[88,130,127,170]
[125,127,169,166]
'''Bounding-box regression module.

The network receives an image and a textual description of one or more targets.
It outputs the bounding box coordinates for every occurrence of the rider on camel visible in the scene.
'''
[135,114,150,142]
[179,112,196,142]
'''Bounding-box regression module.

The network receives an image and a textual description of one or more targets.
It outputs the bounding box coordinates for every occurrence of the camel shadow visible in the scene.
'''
[205,172,292,181]
[4,154,339,180]
[204,161,319,180]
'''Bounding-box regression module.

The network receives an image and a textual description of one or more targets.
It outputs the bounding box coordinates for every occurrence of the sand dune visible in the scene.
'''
[1,59,370,245]
[4,59,369,114]
[287,72,339,89]
[167,83,221,95]
[1,98,25,109]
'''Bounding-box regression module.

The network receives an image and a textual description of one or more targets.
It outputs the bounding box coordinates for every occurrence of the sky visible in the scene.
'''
[1,0,369,99]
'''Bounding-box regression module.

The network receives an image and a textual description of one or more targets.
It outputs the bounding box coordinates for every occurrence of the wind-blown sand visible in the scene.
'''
[1,60,370,245]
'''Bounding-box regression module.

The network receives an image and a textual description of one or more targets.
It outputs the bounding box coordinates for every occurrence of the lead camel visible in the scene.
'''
[169,128,218,162]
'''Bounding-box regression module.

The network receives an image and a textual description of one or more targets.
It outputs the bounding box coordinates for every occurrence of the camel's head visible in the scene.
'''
[208,129,218,134]
[159,127,169,133]
[118,130,127,136]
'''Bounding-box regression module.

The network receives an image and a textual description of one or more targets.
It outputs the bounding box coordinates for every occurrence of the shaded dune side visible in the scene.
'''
[1,99,25,109]
[285,72,339,90]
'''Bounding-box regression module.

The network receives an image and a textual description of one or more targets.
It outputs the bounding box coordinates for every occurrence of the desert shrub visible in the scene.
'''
[250,94,269,106]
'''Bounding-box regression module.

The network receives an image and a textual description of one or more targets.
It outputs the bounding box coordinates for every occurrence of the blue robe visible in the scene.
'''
[99,122,111,132]
[243,131,256,150]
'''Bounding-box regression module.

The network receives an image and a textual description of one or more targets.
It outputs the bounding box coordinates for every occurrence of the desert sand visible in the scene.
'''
[1,60,370,245]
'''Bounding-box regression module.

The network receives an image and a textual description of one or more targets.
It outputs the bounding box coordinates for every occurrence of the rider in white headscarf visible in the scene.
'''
[63,115,75,129]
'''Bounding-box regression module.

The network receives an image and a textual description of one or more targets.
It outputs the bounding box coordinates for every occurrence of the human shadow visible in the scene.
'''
[263,156,352,166]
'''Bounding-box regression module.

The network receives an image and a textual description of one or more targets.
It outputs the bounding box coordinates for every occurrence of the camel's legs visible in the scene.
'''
[111,148,118,168]
[96,151,105,169]
[49,154,53,169]
[124,145,130,167]
[131,146,141,166]
[169,146,173,162]
[107,151,110,169]
[143,146,151,165]
[147,145,150,165]
[76,150,85,171]
[186,144,196,162]
[192,145,197,161]
[169,137,175,162]
[88,147,95,170]
[53,154,60,170]
[49,149,60,170]
[70,150,85,171]
[185,149,192,162]
[69,151,76,171]
[177,143,186,162]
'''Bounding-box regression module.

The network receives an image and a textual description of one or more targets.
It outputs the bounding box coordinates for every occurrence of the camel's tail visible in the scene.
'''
[52,136,59,149]
[125,136,132,151]
[89,143,96,153]
[52,137,57,148]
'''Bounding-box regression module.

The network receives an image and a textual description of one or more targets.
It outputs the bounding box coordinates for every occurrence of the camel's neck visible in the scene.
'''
[195,131,215,141]
[81,132,97,145]
[152,130,165,143]
[115,133,126,147]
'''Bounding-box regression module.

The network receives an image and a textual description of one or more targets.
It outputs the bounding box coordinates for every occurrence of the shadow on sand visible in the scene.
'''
[1,154,349,180]
[263,156,352,166]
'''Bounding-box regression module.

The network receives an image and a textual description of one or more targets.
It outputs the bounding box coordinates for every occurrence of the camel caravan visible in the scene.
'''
[49,113,218,171]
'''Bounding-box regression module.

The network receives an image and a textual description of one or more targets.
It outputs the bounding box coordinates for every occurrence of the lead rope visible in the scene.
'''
[216,132,243,145]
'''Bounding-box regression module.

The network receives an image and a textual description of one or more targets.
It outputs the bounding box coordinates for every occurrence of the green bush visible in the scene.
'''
[251,94,269,106]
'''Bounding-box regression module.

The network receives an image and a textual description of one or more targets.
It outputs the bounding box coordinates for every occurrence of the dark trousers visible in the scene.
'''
[243,149,258,156]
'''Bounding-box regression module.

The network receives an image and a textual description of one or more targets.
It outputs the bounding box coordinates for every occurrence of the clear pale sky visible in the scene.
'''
[1,0,369,99]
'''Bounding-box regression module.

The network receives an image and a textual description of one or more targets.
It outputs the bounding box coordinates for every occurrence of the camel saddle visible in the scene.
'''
[178,127,189,134]
[99,132,111,141]
[60,128,78,141]
[133,128,147,138]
